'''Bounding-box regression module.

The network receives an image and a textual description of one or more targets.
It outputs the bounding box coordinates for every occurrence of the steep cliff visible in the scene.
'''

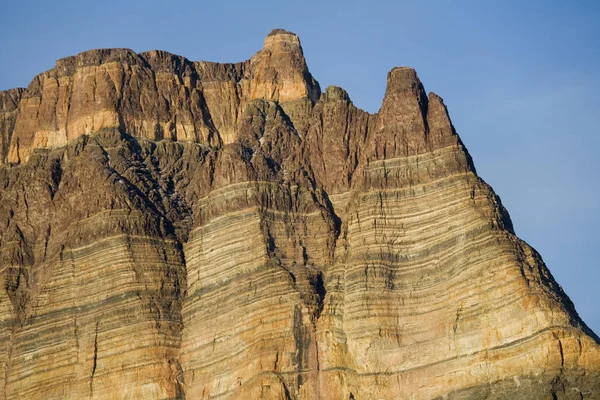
[0,29,598,400]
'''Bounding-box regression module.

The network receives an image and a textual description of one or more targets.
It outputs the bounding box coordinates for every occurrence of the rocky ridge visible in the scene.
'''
[0,29,599,399]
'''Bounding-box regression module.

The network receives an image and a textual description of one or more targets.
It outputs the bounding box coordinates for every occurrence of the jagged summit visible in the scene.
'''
[1,29,326,164]
[0,29,598,400]
[250,28,320,103]
[1,29,448,166]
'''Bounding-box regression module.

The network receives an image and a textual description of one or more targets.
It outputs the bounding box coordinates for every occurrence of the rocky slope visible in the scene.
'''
[0,29,598,399]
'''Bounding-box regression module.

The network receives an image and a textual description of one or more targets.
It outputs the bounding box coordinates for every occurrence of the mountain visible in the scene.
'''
[0,29,598,400]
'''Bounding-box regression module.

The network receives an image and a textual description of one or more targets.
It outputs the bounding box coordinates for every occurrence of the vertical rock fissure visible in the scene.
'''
[309,271,326,320]
[90,321,99,398]
[174,241,188,400]
[293,305,305,389]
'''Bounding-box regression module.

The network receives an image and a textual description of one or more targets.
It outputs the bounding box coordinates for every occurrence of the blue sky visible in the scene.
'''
[1,0,599,333]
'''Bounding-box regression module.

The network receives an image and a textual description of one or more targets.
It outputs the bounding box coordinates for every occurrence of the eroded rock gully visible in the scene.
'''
[0,29,598,399]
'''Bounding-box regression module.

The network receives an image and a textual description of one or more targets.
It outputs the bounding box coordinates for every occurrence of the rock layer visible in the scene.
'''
[0,30,599,399]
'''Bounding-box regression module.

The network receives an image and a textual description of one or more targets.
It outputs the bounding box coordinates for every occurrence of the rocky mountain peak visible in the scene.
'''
[249,29,320,103]
[323,85,351,102]
[378,66,428,130]
[0,30,598,400]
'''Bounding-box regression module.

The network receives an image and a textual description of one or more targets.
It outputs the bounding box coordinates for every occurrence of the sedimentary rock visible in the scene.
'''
[0,29,598,399]
[0,89,23,165]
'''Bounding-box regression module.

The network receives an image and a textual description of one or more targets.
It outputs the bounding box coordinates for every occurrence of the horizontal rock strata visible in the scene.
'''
[0,29,598,399]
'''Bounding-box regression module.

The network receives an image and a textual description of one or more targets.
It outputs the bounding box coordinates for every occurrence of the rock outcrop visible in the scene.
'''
[0,29,598,399]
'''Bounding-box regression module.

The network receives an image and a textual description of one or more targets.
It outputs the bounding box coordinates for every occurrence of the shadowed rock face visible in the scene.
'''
[0,30,598,400]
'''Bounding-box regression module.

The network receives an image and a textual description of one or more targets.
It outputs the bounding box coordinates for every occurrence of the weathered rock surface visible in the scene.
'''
[0,29,598,399]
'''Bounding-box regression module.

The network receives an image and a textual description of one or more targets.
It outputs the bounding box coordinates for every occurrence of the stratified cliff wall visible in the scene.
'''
[0,29,598,400]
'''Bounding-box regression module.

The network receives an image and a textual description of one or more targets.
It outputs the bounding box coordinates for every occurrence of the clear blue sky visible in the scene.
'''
[1,0,599,334]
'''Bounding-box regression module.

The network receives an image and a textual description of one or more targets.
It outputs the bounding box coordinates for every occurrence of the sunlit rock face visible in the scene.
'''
[0,30,598,400]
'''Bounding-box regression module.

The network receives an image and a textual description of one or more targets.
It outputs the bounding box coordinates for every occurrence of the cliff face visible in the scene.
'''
[0,29,598,400]
[3,29,319,164]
